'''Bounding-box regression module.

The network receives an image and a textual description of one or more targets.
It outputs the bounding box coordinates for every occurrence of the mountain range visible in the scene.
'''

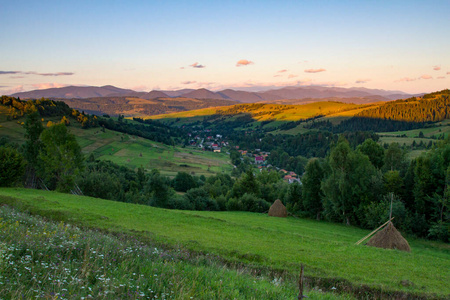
[11,85,416,103]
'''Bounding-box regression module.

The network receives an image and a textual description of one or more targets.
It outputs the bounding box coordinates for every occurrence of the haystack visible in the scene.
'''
[366,222,411,252]
[268,199,287,218]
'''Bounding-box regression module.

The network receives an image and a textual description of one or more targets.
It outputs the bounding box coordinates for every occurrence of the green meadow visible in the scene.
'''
[1,188,448,299]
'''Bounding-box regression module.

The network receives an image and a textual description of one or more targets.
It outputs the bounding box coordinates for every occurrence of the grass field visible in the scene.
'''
[149,102,375,128]
[0,115,232,177]
[1,188,448,299]
[0,204,355,300]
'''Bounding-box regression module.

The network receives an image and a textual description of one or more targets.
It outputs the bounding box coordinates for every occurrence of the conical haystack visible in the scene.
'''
[268,199,287,218]
[367,222,411,252]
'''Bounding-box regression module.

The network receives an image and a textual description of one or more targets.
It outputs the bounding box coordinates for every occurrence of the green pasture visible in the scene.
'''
[1,188,448,299]
[71,127,232,176]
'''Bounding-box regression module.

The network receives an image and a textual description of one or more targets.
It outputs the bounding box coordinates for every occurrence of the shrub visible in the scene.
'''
[0,146,25,187]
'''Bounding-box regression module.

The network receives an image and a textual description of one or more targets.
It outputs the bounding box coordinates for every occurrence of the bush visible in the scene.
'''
[226,198,241,211]
[239,193,270,213]
[184,188,219,211]
[0,146,25,187]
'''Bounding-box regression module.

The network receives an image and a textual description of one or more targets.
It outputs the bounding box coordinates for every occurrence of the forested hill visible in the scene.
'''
[0,96,183,145]
[310,89,450,132]
[355,89,450,122]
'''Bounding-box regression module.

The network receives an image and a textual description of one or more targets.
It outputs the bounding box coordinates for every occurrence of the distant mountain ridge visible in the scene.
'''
[11,85,416,103]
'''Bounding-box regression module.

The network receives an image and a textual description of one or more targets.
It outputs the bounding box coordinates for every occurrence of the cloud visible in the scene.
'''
[355,79,371,84]
[447,72,450,75]
[31,83,68,90]
[7,85,25,94]
[437,76,446,79]
[288,74,298,79]
[0,71,20,75]
[236,59,254,67]
[181,81,197,85]
[0,70,74,76]
[304,68,326,73]
[433,66,441,71]
[395,77,416,82]
[179,67,185,69]
[419,74,432,80]
[277,69,288,73]
[190,62,205,69]
[10,76,25,79]
[273,75,282,78]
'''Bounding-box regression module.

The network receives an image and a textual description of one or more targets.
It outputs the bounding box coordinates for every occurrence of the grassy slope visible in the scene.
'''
[0,113,232,177]
[1,188,448,298]
[148,102,375,125]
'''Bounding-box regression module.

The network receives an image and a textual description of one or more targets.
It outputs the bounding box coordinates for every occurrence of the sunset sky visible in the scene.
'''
[1,0,449,95]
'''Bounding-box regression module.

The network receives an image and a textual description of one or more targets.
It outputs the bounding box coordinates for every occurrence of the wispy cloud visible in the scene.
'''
[447,72,450,75]
[433,65,441,71]
[355,79,371,84]
[277,69,288,73]
[181,81,197,85]
[236,59,254,67]
[419,74,432,80]
[273,75,282,77]
[437,76,446,79]
[0,70,74,76]
[190,62,205,69]
[304,68,326,73]
[31,83,68,90]
[6,85,25,94]
[0,71,20,75]
[288,74,298,79]
[395,77,417,82]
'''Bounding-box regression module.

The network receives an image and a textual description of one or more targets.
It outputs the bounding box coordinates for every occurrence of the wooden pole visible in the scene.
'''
[389,193,394,220]
[298,264,304,299]
[355,217,394,245]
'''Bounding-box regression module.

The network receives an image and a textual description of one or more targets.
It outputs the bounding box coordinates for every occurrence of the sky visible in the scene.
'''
[1,0,449,95]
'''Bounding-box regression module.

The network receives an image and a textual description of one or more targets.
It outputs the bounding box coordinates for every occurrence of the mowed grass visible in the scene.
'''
[1,188,448,298]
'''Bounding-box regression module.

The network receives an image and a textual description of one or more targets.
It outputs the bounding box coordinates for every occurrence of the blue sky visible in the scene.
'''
[1,0,449,94]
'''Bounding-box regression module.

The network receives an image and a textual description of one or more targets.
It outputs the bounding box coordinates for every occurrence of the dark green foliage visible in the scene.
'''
[145,169,173,207]
[285,182,302,213]
[357,138,384,169]
[302,158,324,219]
[383,143,407,173]
[172,172,198,192]
[23,110,44,167]
[238,193,270,212]
[0,147,25,187]
[183,188,218,211]
[321,137,380,225]
[39,124,84,192]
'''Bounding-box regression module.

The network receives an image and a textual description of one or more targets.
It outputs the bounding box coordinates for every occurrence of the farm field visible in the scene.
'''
[1,188,448,299]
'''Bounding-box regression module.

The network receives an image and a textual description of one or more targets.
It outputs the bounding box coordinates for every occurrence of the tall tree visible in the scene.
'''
[357,138,384,169]
[302,158,324,219]
[39,123,84,192]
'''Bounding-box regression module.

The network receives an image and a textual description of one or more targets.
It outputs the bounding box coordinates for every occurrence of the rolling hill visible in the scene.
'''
[11,84,414,103]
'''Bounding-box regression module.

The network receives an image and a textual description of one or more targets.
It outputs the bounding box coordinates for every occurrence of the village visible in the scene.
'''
[186,129,301,184]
